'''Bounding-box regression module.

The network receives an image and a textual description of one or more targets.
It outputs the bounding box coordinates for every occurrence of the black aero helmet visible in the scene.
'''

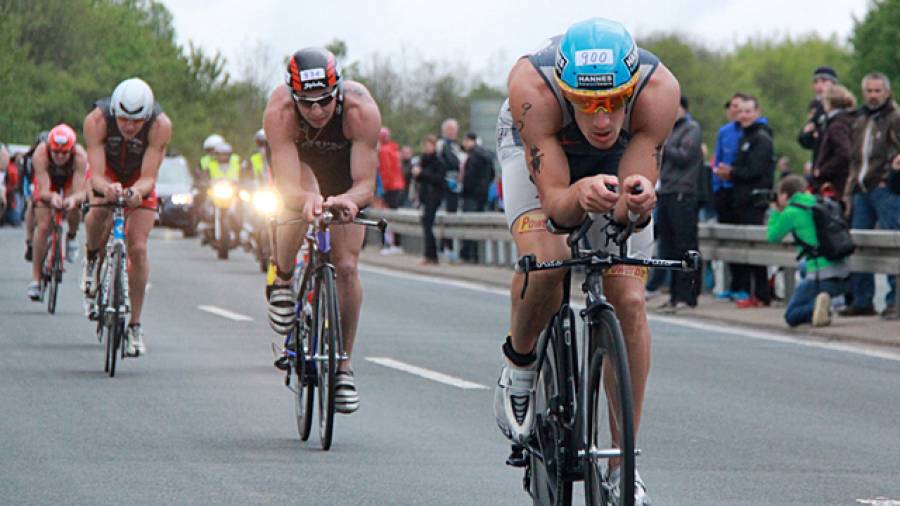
[285,47,342,95]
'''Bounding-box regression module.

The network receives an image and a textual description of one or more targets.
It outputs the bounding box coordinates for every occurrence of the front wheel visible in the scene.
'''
[47,237,61,314]
[315,267,340,451]
[215,208,229,259]
[294,304,315,441]
[584,309,635,506]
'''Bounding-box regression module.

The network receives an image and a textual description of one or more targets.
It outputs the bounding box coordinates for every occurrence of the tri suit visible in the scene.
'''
[293,91,353,198]
[33,144,80,203]
[90,97,162,211]
[497,35,660,261]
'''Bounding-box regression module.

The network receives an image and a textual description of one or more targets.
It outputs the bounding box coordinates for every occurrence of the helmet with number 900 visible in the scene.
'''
[48,124,77,152]
[110,77,155,120]
[554,18,641,114]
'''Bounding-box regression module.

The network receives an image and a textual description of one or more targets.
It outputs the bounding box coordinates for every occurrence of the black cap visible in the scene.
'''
[812,66,838,83]
[465,132,478,141]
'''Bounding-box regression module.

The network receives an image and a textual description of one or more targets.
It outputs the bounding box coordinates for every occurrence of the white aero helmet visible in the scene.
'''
[214,142,232,154]
[110,78,155,120]
[255,129,266,142]
[203,134,225,151]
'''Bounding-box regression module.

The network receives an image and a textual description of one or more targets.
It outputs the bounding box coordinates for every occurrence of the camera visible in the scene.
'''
[751,188,776,207]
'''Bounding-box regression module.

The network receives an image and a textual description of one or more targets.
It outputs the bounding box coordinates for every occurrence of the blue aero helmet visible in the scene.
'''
[554,18,641,114]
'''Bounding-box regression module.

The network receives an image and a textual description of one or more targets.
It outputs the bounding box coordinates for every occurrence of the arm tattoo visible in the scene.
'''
[529,145,544,177]
[515,103,533,132]
[348,83,365,96]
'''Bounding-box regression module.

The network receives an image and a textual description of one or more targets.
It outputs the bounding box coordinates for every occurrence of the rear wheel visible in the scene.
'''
[584,309,635,506]
[529,311,574,506]
[315,267,339,451]
[294,310,315,441]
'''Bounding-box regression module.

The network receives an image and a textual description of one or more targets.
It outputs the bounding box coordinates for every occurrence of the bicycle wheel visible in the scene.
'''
[529,310,574,506]
[584,308,635,506]
[294,310,315,441]
[108,249,125,378]
[47,233,62,314]
[315,266,339,451]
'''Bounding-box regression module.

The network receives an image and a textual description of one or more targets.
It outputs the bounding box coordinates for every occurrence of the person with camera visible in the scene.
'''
[716,95,775,307]
[767,175,848,326]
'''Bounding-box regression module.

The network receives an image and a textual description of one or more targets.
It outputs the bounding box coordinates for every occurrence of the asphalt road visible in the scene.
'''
[1,226,898,505]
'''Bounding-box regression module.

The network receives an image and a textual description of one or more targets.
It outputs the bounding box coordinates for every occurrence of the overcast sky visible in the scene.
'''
[164,0,870,90]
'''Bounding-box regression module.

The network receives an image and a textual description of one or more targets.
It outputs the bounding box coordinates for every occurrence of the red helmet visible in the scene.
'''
[48,124,76,152]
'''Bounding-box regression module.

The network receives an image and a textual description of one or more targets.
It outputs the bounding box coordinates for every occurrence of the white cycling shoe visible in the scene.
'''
[126,325,146,357]
[606,467,652,506]
[493,359,538,443]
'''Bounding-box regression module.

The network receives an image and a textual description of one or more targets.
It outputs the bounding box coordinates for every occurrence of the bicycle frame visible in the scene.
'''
[97,205,130,327]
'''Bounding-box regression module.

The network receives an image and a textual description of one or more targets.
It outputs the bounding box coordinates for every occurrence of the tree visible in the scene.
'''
[850,0,900,90]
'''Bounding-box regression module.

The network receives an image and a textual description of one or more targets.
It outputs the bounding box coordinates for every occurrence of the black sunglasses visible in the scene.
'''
[292,87,338,109]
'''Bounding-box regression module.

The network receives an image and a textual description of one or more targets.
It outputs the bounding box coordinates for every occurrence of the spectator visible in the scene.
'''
[460,132,495,262]
[767,175,848,327]
[890,154,900,195]
[400,144,415,206]
[0,144,8,216]
[812,84,857,200]
[718,95,775,308]
[841,72,900,318]
[798,66,838,164]
[4,151,23,227]
[712,92,752,300]
[411,134,444,265]
[377,127,404,253]
[656,96,704,312]
[436,118,463,261]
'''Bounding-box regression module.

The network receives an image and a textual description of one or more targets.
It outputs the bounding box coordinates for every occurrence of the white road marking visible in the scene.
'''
[856,499,900,505]
[360,263,900,363]
[366,357,488,390]
[197,305,254,322]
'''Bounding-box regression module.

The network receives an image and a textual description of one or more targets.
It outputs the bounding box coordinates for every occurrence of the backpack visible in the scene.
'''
[789,197,855,261]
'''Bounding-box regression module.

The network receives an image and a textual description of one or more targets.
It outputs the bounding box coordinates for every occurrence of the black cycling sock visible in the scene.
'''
[129,323,140,329]
[503,336,537,367]
[26,239,32,247]
[87,249,99,261]
[275,267,293,283]
[67,231,76,241]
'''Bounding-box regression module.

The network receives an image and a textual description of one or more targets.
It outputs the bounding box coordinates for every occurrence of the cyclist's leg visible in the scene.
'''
[84,198,112,256]
[272,163,318,284]
[66,207,80,239]
[329,223,365,373]
[25,198,35,244]
[124,208,156,325]
[509,216,569,354]
[31,204,52,283]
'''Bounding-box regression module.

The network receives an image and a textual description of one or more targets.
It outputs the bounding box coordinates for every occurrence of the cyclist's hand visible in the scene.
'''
[50,193,64,210]
[323,195,359,223]
[104,182,124,202]
[124,188,142,208]
[622,175,656,217]
[575,174,619,213]
[62,196,78,211]
[302,193,324,223]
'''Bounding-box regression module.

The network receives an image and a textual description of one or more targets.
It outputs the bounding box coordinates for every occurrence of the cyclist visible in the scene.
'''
[27,124,89,300]
[23,131,50,261]
[81,77,172,357]
[493,18,680,504]
[263,46,380,414]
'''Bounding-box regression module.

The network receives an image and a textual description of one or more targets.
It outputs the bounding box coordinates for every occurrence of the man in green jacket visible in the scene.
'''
[767,175,848,326]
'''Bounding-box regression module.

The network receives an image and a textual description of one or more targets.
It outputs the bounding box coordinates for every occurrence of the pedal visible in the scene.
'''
[506,444,527,468]
[273,355,290,371]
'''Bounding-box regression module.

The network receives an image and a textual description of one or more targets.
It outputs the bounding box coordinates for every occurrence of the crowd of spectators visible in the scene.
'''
[650,65,899,326]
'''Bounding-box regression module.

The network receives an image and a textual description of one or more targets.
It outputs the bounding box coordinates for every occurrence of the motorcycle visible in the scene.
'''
[238,184,279,272]
[206,179,240,259]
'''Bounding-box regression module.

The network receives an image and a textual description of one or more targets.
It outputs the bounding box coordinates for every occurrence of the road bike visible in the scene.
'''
[511,209,700,505]
[274,209,386,450]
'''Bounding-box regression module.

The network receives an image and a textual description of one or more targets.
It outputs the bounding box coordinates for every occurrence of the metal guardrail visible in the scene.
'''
[368,207,900,312]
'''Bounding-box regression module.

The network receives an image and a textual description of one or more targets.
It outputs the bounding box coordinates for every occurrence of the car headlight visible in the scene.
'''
[211,181,235,200]
[171,193,193,206]
[252,189,279,215]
